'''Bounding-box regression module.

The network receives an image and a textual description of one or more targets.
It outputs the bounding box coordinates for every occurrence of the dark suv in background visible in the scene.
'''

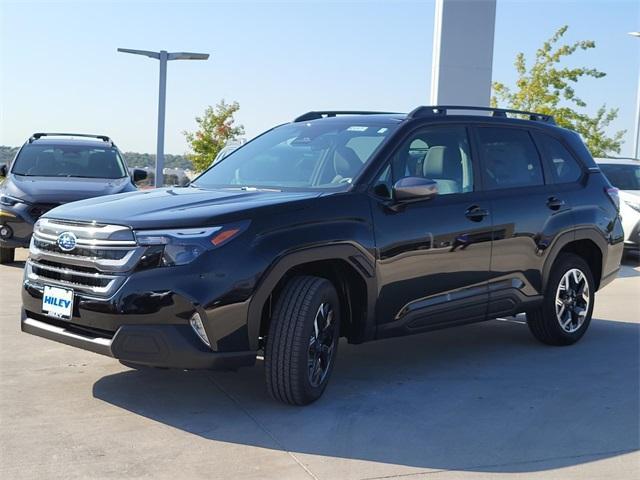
[20,107,624,405]
[0,133,147,263]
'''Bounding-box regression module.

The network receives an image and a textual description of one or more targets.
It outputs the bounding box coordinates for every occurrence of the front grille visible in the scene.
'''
[26,218,146,296]
[33,238,129,260]
[37,259,101,274]
[30,262,111,288]
[29,204,59,219]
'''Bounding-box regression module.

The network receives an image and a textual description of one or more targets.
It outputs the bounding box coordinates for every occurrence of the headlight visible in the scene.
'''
[0,195,24,207]
[134,221,249,266]
[624,199,640,213]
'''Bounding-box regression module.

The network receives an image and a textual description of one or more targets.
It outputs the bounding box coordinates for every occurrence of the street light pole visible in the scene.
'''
[156,50,168,187]
[630,32,640,159]
[117,48,209,187]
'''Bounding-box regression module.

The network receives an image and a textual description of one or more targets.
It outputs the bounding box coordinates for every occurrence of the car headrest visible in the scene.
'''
[333,146,362,177]
[423,146,446,178]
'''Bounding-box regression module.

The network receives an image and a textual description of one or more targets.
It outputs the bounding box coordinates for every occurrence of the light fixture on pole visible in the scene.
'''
[117,48,209,187]
[630,32,640,159]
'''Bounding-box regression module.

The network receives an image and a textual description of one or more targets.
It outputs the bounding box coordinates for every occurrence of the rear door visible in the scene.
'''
[474,125,572,317]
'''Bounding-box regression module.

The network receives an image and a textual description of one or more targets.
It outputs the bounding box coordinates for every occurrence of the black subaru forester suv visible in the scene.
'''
[21,106,624,405]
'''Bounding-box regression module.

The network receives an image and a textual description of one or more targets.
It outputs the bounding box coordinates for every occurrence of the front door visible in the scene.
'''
[370,124,493,337]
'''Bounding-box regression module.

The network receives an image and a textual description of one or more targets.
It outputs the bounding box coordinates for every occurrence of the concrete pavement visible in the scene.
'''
[1,249,639,479]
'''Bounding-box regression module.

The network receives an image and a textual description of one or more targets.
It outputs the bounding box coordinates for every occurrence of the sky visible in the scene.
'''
[1,0,639,156]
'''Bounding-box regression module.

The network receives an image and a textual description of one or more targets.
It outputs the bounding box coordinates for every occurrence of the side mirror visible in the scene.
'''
[132,169,148,183]
[393,177,438,202]
[0,164,7,177]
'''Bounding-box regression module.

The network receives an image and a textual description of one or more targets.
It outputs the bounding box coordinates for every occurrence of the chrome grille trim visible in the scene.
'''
[33,230,136,247]
[26,218,142,296]
[29,259,118,280]
[35,218,135,242]
[25,262,123,295]
[29,237,144,273]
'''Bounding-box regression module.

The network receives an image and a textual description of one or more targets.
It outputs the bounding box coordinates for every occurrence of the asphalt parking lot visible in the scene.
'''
[1,249,639,480]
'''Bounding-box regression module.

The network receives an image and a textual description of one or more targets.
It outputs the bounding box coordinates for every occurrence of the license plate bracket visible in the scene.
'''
[42,285,74,320]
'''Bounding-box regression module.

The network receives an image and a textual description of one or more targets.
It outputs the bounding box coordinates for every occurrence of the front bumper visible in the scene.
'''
[21,310,256,369]
[0,206,34,248]
[623,223,639,249]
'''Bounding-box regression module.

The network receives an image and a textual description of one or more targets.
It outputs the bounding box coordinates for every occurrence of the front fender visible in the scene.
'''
[246,243,377,351]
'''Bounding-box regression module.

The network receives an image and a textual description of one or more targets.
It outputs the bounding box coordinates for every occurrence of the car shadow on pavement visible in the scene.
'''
[93,317,640,473]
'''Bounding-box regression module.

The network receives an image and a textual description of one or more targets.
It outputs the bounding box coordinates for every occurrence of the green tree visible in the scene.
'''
[184,100,245,172]
[491,25,625,157]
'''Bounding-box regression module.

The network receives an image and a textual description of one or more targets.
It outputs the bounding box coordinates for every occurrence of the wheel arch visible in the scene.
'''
[247,243,377,351]
[542,228,606,292]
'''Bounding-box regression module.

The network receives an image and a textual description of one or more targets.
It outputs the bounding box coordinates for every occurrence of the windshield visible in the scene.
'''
[599,163,640,191]
[12,144,127,179]
[193,121,398,190]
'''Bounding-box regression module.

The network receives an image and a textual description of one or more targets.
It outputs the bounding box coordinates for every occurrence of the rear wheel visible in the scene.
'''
[527,253,595,345]
[0,247,15,264]
[265,276,341,406]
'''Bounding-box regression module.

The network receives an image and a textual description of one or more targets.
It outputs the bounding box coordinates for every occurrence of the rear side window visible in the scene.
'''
[477,127,544,190]
[535,133,583,184]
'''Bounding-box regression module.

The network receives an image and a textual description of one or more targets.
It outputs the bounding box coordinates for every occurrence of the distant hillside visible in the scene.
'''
[0,146,193,170]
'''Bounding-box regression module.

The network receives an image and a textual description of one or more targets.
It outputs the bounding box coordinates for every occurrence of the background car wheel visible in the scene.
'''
[0,247,15,264]
[527,253,595,346]
[265,275,341,406]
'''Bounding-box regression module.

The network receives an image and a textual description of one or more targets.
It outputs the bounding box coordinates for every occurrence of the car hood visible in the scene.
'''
[43,186,324,229]
[619,190,640,199]
[5,175,133,204]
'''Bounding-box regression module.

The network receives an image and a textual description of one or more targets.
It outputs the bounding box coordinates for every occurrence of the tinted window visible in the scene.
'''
[599,163,640,191]
[12,144,127,179]
[195,122,397,190]
[374,125,474,197]
[346,136,385,162]
[477,127,544,190]
[536,134,583,183]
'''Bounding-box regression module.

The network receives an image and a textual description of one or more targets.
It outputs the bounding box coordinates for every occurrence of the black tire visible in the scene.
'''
[527,253,595,346]
[265,276,341,406]
[0,247,15,264]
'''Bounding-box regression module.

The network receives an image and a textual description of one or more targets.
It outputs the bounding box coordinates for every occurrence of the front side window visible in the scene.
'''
[194,122,398,190]
[477,127,544,190]
[12,144,127,179]
[535,133,583,184]
[373,125,474,197]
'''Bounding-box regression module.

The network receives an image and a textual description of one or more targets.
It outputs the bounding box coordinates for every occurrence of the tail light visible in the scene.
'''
[605,187,620,211]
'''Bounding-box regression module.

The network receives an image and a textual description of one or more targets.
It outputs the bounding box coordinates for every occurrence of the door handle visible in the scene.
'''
[465,205,489,221]
[547,196,565,211]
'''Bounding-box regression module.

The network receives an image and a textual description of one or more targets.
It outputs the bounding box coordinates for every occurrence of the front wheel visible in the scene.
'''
[265,276,341,406]
[527,253,595,346]
[0,247,15,264]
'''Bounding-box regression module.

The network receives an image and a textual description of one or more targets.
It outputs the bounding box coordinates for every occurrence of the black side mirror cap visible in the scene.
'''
[392,177,438,202]
[132,169,148,183]
[0,164,7,177]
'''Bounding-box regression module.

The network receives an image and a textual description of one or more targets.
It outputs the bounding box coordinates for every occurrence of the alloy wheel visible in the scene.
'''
[307,302,337,387]
[555,268,590,333]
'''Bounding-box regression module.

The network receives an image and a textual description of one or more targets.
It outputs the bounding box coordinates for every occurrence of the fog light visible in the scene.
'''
[189,312,211,348]
[0,224,13,239]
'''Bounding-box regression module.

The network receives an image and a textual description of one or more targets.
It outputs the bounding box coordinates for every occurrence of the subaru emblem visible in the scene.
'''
[57,231,77,252]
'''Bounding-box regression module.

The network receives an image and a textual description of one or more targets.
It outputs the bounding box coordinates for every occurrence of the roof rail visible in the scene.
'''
[294,111,397,122]
[407,105,555,124]
[29,133,113,144]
